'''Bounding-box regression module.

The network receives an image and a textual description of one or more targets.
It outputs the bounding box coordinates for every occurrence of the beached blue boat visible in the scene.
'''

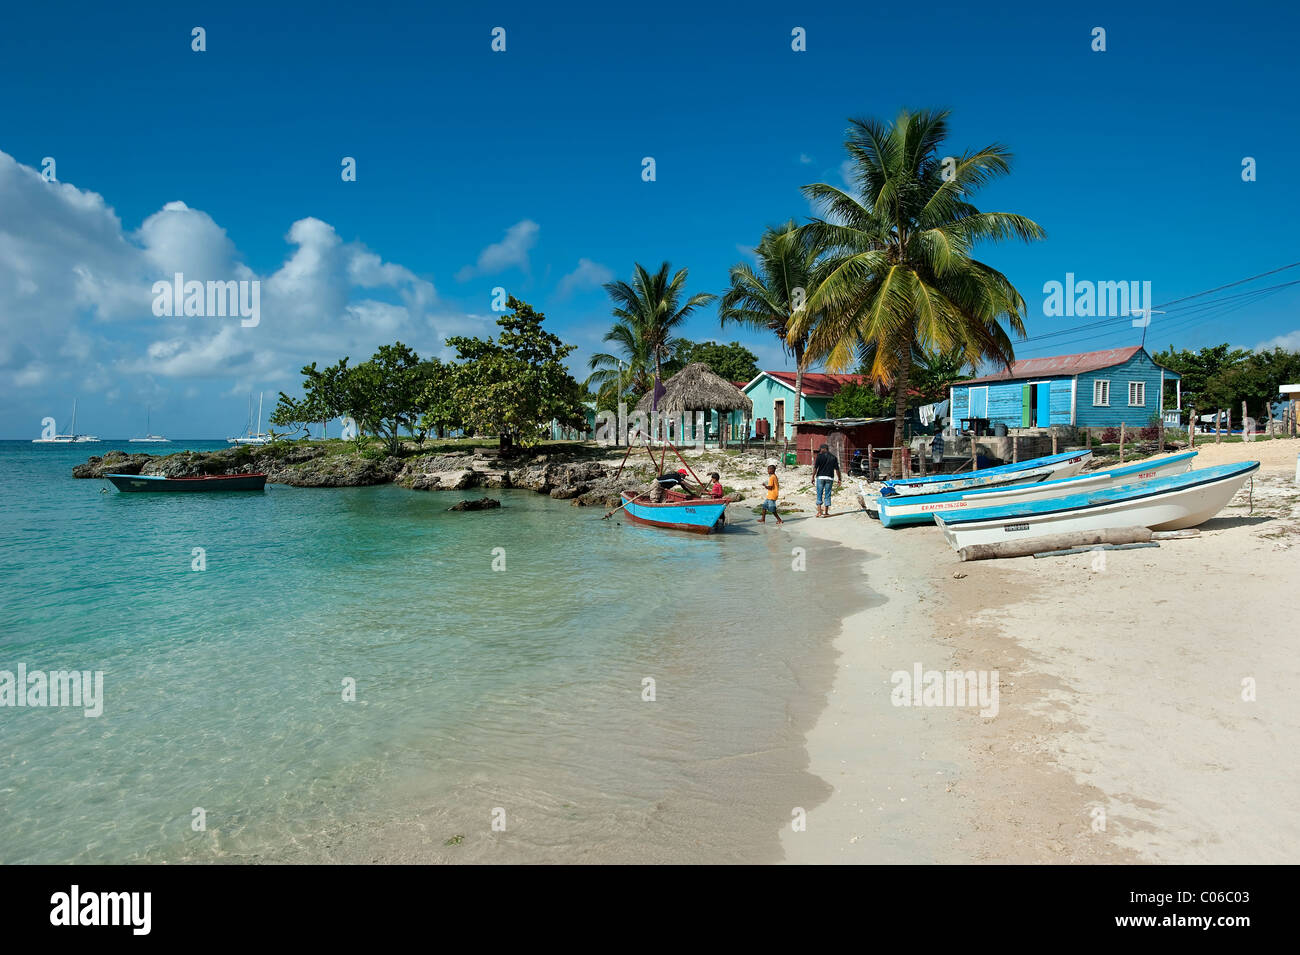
[620,491,730,534]
[933,461,1259,550]
[875,451,1197,527]
[879,449,1091,497]
[105,472,267,492]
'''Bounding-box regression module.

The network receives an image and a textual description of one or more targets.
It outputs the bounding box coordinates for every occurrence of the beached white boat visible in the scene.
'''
[880,449,1091,497]
[933,461,1259,550]
[32,399,100,444]
[875,451,1197,527]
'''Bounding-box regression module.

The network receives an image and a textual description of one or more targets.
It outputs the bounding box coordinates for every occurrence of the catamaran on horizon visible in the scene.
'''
[227,392,270,445]
[32,399,99,444]
[128,407,170,443]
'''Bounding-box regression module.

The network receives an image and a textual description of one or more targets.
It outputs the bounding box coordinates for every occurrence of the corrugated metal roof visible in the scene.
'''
[796,417,894,427]
[958,346,1179,384]
[757,371,868,396]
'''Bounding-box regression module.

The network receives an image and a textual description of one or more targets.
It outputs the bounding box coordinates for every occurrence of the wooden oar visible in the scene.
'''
[602,493,637,520]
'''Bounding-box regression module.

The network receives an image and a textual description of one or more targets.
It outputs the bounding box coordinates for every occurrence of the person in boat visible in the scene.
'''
[707,472,725,498]
[647,468,694,503]
[813,443,843,518]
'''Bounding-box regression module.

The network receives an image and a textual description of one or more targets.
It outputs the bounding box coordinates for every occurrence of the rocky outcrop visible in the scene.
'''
[75,444,636,502]
[447,497,501,511]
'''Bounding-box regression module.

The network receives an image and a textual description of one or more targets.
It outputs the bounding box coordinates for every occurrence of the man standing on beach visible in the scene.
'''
[813,443,842,518]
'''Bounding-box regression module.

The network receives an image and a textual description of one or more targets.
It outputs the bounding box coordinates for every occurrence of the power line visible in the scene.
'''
[1012,269,1300,356]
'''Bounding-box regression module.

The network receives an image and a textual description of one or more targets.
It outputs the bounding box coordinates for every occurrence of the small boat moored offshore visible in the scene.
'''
[875,451,1197,527]
[933,461,1259,550]
[619,491,731,534]
[105,473,268,492]
[880,449,1092,497]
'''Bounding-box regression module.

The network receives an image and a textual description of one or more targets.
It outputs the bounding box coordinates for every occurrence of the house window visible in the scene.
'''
[1093,380,1110,407]
[1128,382,1145,406]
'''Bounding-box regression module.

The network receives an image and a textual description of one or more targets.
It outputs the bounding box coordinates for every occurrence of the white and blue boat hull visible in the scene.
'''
[933,461,1260,550]
[876,452,1197,527]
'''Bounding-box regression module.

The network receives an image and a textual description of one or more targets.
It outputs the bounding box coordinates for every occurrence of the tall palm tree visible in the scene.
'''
[585,316,652,404]
[720,220,822,433]
[795,108,1045,475]
[602,262,717,389]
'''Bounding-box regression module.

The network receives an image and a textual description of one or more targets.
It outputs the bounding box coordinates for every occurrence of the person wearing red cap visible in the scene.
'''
[647,468,695,502]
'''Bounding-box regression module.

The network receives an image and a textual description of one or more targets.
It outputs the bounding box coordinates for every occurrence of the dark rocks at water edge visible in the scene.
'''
[74,446,640,506]
[73,446,398,487]
[447,498,500,511]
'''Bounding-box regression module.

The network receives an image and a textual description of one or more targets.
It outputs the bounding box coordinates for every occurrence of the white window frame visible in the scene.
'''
[1128,381,1145,407]
[1093,380,1110,407]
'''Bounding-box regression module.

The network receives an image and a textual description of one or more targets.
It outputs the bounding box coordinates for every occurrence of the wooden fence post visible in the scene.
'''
[867,445,873,482]
[1119,422,1126,462]
[1242,400,1249,439]
[1216,410,1222,443]
[1086,427,1092,450]
[1051,432,1059,454]
[1012,434,1019,462]
[971,437,979,471]
[1189,408,1195,448]
[918,442,927,476]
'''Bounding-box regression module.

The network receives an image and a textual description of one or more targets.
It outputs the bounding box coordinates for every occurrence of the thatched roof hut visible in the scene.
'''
[635,362,753,416]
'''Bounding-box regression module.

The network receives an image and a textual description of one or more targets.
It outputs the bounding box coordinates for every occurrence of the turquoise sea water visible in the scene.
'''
[0,441,873,863]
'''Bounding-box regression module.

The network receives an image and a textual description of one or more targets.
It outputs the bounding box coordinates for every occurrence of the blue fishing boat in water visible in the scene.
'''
[620,491,731,534]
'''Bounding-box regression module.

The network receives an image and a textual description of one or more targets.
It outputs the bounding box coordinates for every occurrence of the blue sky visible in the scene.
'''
[2,0,1297,437]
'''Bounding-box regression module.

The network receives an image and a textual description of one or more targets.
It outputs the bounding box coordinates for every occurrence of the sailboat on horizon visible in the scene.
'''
[32,399,100,444]
[227,392,270,445]
[128,407,170,444]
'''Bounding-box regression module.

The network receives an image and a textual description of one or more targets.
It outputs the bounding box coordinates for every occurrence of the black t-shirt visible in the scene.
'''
[813,451,840,479]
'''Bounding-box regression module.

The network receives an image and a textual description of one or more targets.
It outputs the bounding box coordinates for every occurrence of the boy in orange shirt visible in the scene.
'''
[758,465,783,524]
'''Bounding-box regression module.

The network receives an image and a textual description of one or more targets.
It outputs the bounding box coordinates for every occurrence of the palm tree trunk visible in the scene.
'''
[891,348,912,477]
[792,341,805,433]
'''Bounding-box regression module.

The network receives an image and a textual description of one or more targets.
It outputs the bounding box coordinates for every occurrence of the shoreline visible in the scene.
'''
[777,438,1300,863]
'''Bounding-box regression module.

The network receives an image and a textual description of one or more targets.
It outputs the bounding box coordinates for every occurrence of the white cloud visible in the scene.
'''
[0,150,447,402]
[839,159,857,189]
[798,153,814,165]
[556,257,613,297]
[455,219,538,281]
[1255,329,1300,351]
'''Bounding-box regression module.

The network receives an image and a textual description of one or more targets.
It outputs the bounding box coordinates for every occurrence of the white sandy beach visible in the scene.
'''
[753,438,1300,863]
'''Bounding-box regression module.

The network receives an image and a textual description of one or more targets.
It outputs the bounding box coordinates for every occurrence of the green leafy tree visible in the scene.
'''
[720,220,823,430]
[1152,344,1250,414]
[672,340,760,382]
[269,393,312,438]
[1156,344,1300,422]
[795,109,1045,474]
[416,357,462,439]
[447,297,586,447]
[826,381,894,418]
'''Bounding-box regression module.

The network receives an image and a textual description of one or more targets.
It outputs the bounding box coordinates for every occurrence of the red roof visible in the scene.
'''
[760,371,868,397]
[960,346,1149,385]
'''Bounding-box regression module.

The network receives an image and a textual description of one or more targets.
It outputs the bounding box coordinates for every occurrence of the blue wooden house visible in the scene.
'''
[950,346,1181,431]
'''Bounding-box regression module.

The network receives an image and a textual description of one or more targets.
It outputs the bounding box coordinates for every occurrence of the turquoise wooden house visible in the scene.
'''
[949,346,1181,431]
[729,371,868,440]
